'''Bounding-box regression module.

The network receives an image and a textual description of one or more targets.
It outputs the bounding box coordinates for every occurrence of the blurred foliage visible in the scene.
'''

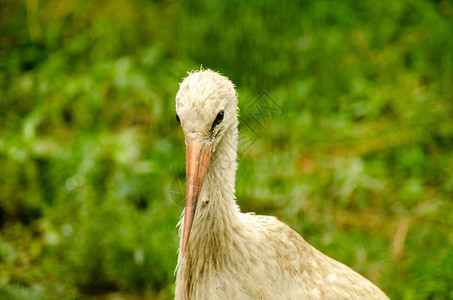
[1,0,453,299]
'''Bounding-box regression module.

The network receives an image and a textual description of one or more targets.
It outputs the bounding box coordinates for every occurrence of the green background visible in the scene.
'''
[1,0,453,299]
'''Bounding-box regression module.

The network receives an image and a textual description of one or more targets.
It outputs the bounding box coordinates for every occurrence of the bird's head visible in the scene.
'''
[175,69,238,256]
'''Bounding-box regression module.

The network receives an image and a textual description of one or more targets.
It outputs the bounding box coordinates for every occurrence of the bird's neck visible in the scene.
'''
[181,123,242,255]
[176,122,247,299]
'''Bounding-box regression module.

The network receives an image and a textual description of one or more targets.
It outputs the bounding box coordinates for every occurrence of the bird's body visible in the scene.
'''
[175,69,388,299]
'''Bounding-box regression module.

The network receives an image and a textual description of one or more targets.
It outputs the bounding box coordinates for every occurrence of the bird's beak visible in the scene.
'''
[181,140,212,257]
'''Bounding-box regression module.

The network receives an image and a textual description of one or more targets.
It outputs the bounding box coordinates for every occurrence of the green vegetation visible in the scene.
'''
[1,0,453,299]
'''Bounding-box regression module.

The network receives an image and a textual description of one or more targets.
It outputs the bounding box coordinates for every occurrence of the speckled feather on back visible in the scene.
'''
[174,69,389,300]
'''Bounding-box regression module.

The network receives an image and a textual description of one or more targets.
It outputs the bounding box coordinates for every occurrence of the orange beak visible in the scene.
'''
[181,140,212,256]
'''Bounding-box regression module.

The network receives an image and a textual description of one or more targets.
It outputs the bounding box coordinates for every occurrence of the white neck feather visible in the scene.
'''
[182,120,241,252]
[176,120,243,298]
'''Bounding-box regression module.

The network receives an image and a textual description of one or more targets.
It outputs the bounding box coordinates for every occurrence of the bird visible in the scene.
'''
[174,69,389,300]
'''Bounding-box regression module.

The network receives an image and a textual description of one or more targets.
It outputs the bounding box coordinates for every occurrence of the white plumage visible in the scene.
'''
[174,69,388,300]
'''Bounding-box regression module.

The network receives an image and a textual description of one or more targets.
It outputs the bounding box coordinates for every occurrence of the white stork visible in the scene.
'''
[174,69,389,299]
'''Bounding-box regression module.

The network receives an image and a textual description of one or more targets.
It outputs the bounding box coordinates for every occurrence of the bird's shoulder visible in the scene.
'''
[241,213,312,254]
[240,213,388,299]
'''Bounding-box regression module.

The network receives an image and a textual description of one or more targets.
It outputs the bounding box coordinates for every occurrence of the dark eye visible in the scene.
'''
[176,114,181,125]
[211,110,224,130]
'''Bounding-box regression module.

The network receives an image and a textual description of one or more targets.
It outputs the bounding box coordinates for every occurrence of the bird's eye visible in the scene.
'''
[176,114,181,125]
[211,110,224,130]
